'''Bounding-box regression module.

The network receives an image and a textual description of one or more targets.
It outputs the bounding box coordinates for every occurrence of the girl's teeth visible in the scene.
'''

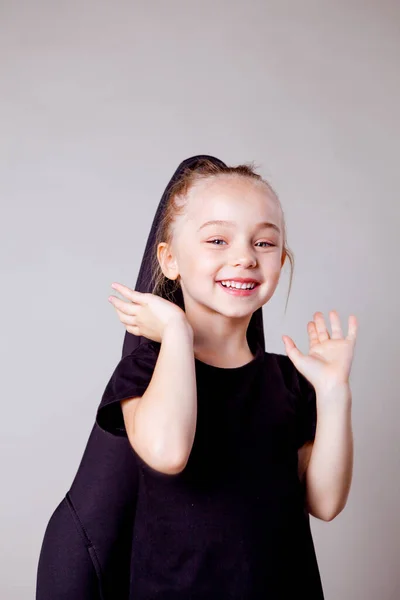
[220,281,255,289]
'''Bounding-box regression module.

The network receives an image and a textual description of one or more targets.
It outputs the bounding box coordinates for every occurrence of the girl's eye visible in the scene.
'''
[207,239,275,247]
[207,239,226,245]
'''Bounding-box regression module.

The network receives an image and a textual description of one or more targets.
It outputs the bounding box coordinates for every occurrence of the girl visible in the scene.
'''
[36,155,357,599]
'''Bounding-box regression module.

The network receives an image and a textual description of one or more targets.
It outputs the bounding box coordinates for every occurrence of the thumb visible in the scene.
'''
[282,335,305,371]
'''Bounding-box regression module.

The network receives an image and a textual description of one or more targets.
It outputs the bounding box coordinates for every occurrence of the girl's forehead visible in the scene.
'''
[184,175,281,224]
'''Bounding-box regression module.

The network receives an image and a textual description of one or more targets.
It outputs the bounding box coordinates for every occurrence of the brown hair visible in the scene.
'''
[149,158,294,313]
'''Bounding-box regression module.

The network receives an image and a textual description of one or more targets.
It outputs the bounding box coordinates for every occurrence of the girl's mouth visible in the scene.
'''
[217,281,260,296]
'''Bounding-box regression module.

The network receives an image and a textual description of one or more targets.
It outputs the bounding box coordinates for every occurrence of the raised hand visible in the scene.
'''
[282,310,358,395]
[108,282,191,343]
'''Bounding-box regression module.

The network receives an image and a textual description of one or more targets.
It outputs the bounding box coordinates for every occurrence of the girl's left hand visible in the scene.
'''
[282,310,358,394]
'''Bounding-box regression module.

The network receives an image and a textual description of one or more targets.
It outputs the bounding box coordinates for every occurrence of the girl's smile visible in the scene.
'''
[216,280,261,296]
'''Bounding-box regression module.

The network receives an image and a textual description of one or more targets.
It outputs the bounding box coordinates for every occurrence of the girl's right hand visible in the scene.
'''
[108,281,191,343]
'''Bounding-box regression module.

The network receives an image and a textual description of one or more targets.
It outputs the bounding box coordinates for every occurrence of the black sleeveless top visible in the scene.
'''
[96,340,324,599]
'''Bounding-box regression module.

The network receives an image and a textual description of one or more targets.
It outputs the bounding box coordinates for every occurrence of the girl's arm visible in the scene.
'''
[304,384,354,521]
[121,318,197,475]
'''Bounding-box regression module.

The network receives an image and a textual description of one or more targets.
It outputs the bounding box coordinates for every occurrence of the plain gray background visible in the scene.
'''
[1,1,399,598]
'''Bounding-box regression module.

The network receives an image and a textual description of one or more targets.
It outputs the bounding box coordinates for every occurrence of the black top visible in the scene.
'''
[96,340,324,599]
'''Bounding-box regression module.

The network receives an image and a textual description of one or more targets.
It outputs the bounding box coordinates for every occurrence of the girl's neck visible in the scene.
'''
[193,341,254,369]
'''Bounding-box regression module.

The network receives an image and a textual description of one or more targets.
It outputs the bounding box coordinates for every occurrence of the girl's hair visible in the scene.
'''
[149,158,294,313]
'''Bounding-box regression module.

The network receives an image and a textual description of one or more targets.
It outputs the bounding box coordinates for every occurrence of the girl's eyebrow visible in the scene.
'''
[197,219,281,234]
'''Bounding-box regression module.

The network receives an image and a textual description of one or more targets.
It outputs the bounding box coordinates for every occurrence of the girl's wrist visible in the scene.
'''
[163,315,193,341]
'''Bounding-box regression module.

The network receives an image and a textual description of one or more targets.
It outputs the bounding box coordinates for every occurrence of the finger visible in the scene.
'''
[346,314,358,343]
[111,282,145,304]
[307,322,320,350]
[313,312,330,342]
[282,335,304,369]
[329,310,343,339]
[128,324,141,336]
[109,295,138,316]
[113,305,137,327]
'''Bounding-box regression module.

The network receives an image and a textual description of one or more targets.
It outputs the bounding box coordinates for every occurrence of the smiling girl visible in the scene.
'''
[37,155,357,600]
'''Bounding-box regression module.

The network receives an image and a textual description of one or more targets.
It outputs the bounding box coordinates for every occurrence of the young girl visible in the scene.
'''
[36,155,357,599]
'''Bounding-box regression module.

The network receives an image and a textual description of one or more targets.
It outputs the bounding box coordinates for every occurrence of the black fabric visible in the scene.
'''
[96,341,317,450]
[293,367,318,449]
[96,342,157,436]
[95,340,323,598]
[36,155,237,600]
[36,496,102,600]
[36,154,321,599]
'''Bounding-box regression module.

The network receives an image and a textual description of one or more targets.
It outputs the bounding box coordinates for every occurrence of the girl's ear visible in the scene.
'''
[157,242,180,281]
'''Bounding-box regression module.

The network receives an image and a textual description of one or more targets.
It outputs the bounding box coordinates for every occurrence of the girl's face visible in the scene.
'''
[167,175,284,319]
